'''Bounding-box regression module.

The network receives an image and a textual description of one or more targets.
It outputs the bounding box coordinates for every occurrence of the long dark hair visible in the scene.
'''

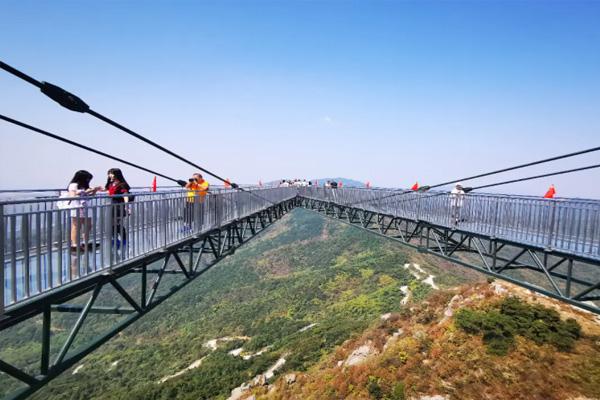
[70,170,93,190]
[106,168,130,191]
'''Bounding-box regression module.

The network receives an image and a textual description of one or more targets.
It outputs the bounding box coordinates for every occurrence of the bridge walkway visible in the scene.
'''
[1,188,296,312]
[1,186,599,399]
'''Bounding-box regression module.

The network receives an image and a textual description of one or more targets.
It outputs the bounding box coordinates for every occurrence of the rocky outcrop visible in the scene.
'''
[203,336,251,351]
[438,294,463,325]
[403,263,439,289]
[227,356,288,400]
[158,357,206,384]
[284,373,297,385]
[298,323,317,332]
[344,341,378,366]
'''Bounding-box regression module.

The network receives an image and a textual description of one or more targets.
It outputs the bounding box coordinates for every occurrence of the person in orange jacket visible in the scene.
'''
[184,173,210,230]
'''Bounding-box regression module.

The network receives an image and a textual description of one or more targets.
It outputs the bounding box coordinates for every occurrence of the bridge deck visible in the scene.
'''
[2,186,599,313]
[299,187,600,260]
[1,188,296,311]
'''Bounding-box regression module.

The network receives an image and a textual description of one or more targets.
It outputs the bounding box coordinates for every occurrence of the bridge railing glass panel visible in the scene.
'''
[1,188,297,311]
[298,187,600,261]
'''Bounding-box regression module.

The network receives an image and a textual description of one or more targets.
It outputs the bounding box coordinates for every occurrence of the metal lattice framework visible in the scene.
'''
[1,186,599,399]
[298,188,600,314]
[0,190,295,400]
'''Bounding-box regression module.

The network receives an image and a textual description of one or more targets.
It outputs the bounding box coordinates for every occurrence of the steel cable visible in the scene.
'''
[0,60,277,205]
[347,146,600,206]
[0,113,186,185]
[344,163,600,209]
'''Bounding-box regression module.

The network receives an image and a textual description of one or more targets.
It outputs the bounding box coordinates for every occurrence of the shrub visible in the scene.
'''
[479,310,516,356]
[367,376,383,399]
[417,308,436,325]
[549,330,576,352]
[455,297,583,355]
[397,351,408,364]
[454,308,485,334]
[390,381,406,400]
[563,318,582,339]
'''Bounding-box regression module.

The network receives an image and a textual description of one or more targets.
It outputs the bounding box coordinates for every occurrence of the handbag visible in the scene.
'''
[56,191,83,210]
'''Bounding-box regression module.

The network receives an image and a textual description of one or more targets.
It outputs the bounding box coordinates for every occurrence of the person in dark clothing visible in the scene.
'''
[105,168,131,247]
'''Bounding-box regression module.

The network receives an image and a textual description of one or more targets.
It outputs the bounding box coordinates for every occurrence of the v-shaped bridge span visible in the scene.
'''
[1,186,599,399]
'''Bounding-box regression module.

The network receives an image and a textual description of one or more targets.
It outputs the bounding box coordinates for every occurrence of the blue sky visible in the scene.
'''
[1,0,599,198]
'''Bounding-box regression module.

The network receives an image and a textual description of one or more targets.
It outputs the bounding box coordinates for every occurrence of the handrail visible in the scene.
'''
[299,187,600,261]
[1,188,298,309]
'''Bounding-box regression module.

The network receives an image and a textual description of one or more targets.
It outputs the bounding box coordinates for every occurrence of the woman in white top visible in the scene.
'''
[67,170,102,250]
[450,182,466,225]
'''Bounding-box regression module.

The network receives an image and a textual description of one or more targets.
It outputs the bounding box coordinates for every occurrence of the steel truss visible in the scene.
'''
[0,199,294,400]
[298,197,600,314]
[2,194,599,399]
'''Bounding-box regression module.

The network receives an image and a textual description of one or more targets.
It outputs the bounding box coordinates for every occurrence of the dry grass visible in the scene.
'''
[255,281,600,400]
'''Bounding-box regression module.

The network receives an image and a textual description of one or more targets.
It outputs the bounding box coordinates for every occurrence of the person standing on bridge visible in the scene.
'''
[184,173,210,231]
[105,168,131,248]
[450,182,466,226]
[66,170,102,252]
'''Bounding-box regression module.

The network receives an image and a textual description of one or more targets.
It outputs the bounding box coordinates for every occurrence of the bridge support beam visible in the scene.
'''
[299,197,600,315]
[0,198,296,400]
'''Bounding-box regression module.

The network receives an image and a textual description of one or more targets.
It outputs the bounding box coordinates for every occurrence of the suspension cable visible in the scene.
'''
[348,143,600,206]
[345,163,600,208]
[0,60,278,205]
[0,60,234,187]
[428,146,600,190]
[469,163,600,191]
[0,113,186,185]
[0,186,181,194]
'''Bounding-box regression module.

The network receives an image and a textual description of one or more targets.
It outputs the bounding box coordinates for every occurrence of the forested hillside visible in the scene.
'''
[4,208,469,400]
[259,280,600,400]
[4,208,596,400]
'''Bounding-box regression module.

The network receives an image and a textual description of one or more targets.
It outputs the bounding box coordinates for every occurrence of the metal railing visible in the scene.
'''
[3,185,599,312]
[299,187,600,260]
[1,187,297,310]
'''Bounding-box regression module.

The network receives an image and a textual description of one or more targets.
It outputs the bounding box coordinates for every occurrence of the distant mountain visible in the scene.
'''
[312,177,366,187]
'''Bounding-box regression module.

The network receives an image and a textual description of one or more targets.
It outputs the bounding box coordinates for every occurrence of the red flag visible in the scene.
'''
[339,181,343,188]
[224,179,231,188]
[544,185,556,199]
[151,176,157,192]
[411,182,419,191]
[366,181,371,189]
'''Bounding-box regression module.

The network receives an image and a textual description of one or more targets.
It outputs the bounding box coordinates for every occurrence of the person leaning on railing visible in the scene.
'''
[65,170,102,250]
[183,173,210,230]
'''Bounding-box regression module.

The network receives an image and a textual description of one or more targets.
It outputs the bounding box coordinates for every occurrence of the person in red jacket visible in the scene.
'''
[105,168,131,248]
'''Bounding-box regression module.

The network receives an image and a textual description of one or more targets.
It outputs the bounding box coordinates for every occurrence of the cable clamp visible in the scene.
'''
[40,82,89,113]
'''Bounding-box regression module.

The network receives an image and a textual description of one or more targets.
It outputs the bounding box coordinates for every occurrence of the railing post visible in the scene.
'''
[0,204,4,316]
[492,198,500,238]
[416,192,423,223]
[547,200,557,250]
[162,198,168,248]
[216,194,223,229]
